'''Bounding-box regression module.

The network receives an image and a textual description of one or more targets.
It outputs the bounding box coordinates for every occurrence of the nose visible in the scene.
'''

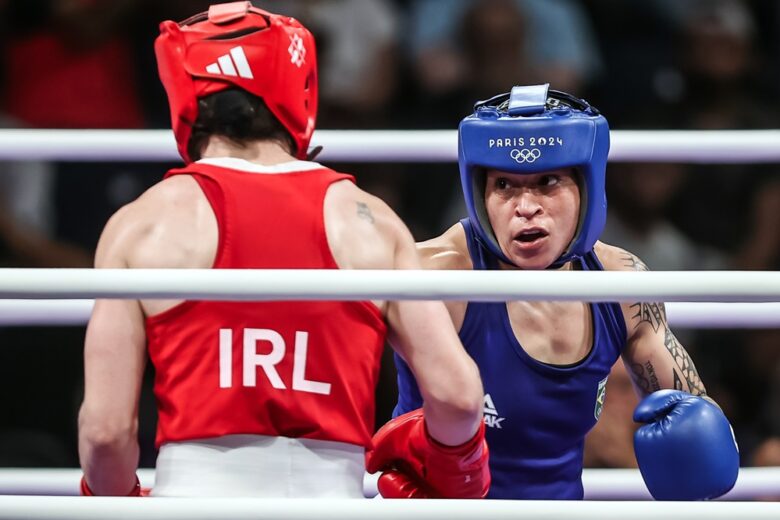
[514,189,543,220]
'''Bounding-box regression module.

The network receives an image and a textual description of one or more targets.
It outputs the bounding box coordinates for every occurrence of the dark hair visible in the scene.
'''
[187,89,297,161]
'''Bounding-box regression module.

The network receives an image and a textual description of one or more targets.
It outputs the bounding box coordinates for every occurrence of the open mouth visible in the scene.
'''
[514,229,548,246]
[514,229,548,244]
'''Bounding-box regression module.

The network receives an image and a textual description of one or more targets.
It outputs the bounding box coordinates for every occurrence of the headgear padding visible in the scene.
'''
[155,2,317,163]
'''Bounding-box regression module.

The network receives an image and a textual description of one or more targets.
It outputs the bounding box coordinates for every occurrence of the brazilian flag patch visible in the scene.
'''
[594,376,608,420]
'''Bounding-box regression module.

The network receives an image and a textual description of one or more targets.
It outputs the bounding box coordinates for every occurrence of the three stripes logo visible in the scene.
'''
[206,46,254,79]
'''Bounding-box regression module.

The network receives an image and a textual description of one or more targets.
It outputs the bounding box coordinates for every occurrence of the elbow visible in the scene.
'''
[444,392,483,425]
[422,361,484,446]
[78,409,137,454]
[455,364,485,419]
[428,361,484,422]
[80,424,136,453]
[78,412,140,496]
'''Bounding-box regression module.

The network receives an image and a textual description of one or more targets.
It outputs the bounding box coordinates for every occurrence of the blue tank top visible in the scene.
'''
[394,219,627,499]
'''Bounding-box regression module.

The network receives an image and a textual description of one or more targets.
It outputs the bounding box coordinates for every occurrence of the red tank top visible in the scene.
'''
[146,159,387,448]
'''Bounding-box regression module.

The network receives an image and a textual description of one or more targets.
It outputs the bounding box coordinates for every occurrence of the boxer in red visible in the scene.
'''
[77,2,488,498]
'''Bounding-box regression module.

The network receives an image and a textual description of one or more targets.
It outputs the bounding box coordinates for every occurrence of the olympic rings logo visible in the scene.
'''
[510,148,542,163]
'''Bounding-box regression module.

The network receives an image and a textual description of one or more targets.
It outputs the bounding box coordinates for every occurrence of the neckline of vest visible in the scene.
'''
[196,157,324,174]
[499,301,600,375]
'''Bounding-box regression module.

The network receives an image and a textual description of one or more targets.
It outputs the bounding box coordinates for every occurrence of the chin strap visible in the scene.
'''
[305,145,323,162]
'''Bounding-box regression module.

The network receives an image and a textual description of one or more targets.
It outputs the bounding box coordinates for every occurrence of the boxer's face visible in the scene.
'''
[484,168,580,270]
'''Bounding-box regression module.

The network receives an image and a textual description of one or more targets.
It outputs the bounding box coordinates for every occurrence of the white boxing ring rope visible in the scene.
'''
[1,300,778,328]
[3,128,780,163]
[0,496,779,520]
[1,467,779,501]
[0,270,778,327]
[0,269,777,302]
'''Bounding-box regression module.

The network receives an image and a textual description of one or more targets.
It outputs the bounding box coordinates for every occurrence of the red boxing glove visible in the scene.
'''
[80,476,143,496]
[366,409,490,498]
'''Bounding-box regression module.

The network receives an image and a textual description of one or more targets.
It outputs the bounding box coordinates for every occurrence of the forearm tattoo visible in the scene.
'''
[625,251,706,396]
[631,361,661,394]
[356,202,375,224]
[664,327,707,396]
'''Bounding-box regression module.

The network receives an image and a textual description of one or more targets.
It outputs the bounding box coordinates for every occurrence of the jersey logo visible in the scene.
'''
[483,393,506,429]
[218,327,331,395]
[206,46,254,79]
[594,376,608,420]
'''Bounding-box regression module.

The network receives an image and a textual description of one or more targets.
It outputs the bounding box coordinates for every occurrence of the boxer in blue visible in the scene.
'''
[388,84,739,500]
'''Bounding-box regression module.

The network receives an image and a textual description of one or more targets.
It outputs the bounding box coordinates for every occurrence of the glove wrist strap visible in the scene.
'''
[80,475,141,496]
[424,421,485,455]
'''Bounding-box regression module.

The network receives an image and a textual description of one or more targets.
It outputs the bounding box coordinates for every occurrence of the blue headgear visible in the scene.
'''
[459,84,610,268]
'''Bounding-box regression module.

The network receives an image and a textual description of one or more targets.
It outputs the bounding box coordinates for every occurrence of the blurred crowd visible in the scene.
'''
[0,0,778,477]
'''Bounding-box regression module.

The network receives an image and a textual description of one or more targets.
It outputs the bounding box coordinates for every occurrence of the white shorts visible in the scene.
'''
[152,434,366,498]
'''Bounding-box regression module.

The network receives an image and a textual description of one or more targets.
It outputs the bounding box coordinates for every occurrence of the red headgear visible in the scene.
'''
[155,2,318,162]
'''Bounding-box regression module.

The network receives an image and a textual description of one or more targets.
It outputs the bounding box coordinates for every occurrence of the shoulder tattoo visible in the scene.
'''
[621,252,649,271]
[356,202,375,224]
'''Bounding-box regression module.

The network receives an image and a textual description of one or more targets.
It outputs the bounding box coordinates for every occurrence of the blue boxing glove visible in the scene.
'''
[633,390,739,500]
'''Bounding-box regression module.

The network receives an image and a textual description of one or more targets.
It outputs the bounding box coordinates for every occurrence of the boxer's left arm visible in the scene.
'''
[612,249,706,398]
[78,205,146,496]
[600,245,738,500]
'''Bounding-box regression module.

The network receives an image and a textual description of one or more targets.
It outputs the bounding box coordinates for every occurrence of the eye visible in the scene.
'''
[494,177,510,190]
[539,174,560,187]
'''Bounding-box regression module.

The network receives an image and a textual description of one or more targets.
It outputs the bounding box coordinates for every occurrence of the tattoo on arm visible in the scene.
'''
[629,302,707,396]
[664,328,707,396]
[631,361,661,394]
[621,253,649,271]
[356,202,375,224]
[629,302,666,333]
[625,249,707,396]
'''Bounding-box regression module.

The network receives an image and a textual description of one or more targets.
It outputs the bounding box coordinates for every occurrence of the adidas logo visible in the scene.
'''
[483,393,505,429]
[206,46,254,79]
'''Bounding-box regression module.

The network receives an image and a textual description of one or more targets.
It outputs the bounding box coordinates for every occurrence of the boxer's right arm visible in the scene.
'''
[384,217,483,446]
[372,216,488,497]
[324,183,486,495]
[324,183,484,445]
